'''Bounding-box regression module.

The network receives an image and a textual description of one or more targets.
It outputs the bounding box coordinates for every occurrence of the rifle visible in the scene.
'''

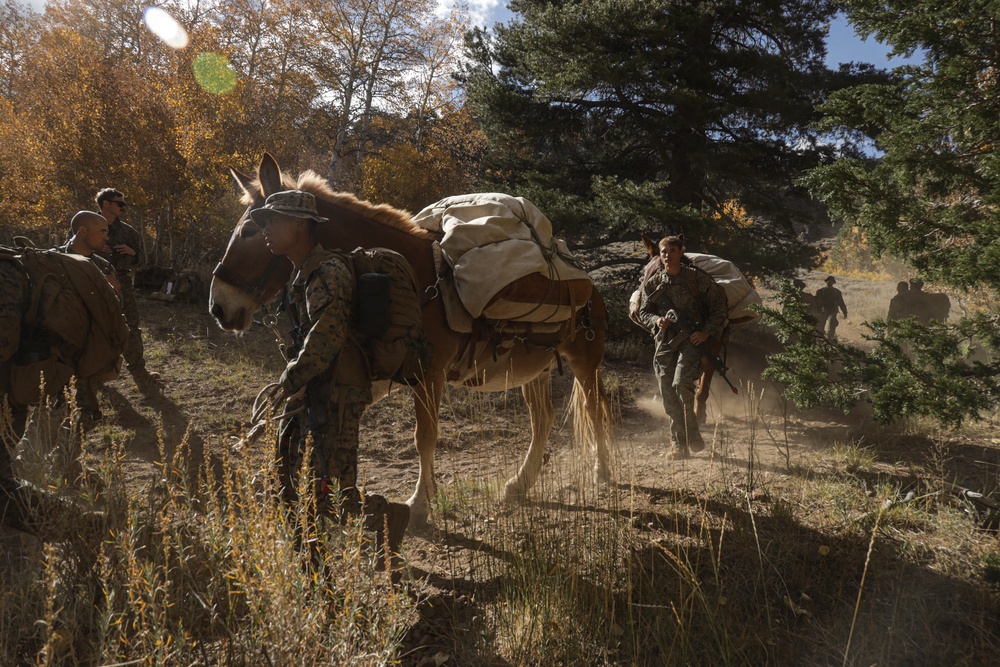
[648,285,738,395]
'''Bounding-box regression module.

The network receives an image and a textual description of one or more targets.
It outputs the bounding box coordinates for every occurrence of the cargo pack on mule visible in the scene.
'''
[0,244,129,406]
[412,194,598,366]
[285,246,430,386]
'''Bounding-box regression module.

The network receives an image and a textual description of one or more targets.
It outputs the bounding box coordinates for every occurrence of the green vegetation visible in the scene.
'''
[762,1,1000,425]
[760,282,1000,424]
[807,0,1000,292]
[463,0,885,274]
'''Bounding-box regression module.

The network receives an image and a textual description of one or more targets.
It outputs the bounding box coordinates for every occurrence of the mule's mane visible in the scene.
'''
[243,169,433,239]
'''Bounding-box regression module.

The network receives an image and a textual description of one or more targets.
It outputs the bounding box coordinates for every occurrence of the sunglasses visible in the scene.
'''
[110,200,127,208]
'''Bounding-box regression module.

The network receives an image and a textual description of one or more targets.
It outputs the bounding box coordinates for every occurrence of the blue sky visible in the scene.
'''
[825,12,914,68]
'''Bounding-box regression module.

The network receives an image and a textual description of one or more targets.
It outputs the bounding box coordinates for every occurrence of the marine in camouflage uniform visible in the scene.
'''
[639,238,727,458]
[0,259,95,534]
[96,189,151,380]
[252,189,409,561]
[281,243,373,501]
[60,242,116,282]
[814,275,848,340]
[57,210,122,419]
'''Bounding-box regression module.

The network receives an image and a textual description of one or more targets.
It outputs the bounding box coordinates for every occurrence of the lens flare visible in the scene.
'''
[193,52,237,95]
[143,7,188,49]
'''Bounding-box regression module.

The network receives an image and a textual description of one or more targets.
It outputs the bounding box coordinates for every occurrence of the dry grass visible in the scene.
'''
[1,399,415,666]
[2,295,1000,666]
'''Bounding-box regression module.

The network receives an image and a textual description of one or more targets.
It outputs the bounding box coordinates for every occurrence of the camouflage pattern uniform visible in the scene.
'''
[98,218,146,371]
[0,259,50,533]
[639,264,727,452]
[58,243,119,416]
[281,244,374,514]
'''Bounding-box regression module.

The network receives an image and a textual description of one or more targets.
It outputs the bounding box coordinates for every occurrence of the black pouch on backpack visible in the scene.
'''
[356,272,391,338]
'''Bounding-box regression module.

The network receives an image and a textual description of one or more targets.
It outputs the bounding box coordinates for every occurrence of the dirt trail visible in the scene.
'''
[5,287,1000,665]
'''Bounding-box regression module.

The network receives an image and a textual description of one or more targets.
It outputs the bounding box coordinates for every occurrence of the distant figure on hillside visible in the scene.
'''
[814,275,848,340]
[887,281,910,320]
[793,279,814,308]
[909,278,951,324]
[789,278,819,340]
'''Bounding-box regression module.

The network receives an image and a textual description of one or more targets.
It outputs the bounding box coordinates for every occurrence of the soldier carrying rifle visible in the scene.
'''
[638,235,727,460]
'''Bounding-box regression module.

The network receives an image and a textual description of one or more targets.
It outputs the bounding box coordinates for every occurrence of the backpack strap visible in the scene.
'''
[684,263,713,325]
[19,250,55,329]
[0,249,29,319]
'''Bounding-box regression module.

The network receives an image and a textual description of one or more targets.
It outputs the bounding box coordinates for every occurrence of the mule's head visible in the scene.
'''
[209,153,294,331]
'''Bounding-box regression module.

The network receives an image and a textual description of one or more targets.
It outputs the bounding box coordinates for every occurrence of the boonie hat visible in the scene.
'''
[250,190,328,226]
[824,275,836,284]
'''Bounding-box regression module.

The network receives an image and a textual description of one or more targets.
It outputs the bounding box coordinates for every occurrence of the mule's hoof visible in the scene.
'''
[406,503,430,531]
[503,480,529,504]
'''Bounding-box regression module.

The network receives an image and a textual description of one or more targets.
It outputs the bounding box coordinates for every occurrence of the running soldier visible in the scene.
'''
[254,189,409,563]
[638,235,727,459]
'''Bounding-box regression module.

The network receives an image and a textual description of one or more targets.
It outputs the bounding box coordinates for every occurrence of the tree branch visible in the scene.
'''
[584,257,647,272]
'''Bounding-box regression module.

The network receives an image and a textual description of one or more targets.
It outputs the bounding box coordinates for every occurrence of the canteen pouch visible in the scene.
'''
[356,272,391,338]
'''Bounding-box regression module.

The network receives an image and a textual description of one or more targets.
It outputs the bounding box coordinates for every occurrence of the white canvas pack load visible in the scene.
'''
[629,252,761,328]
[412,193,593,323]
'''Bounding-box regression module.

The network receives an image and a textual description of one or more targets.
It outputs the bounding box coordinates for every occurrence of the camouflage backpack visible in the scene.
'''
[1,245,129,405]
[285,247,430,385]
[344,247,431,385]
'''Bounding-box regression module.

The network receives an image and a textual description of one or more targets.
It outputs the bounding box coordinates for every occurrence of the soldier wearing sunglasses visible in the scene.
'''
[96,188,157,386]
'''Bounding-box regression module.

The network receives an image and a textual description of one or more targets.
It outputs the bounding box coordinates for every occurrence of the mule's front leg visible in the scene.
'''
[406,381,442,527]
[503,372,554,503]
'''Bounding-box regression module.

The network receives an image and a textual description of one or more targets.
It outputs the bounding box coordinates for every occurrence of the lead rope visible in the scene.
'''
[241,296,299,448]
[239,382,306,448]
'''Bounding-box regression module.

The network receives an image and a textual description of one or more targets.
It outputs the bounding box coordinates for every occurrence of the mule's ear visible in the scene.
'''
[640,233,656,257]
[230,167,256,198]
[257,153,283,197]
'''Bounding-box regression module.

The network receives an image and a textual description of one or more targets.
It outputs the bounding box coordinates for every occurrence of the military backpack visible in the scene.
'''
[287,246,431,386]
[0,245,129,405]
[346,247,431,385]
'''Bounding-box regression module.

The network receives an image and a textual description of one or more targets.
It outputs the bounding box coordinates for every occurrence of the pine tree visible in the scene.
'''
[463,0,876,273]
[806,0,1000,290]
[765,0,1000,424]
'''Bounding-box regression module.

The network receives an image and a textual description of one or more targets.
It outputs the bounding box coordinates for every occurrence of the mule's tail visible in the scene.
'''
[567,369,614,484]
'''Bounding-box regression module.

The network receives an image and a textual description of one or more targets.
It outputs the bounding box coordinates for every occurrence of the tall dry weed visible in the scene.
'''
[0,401,415,666]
